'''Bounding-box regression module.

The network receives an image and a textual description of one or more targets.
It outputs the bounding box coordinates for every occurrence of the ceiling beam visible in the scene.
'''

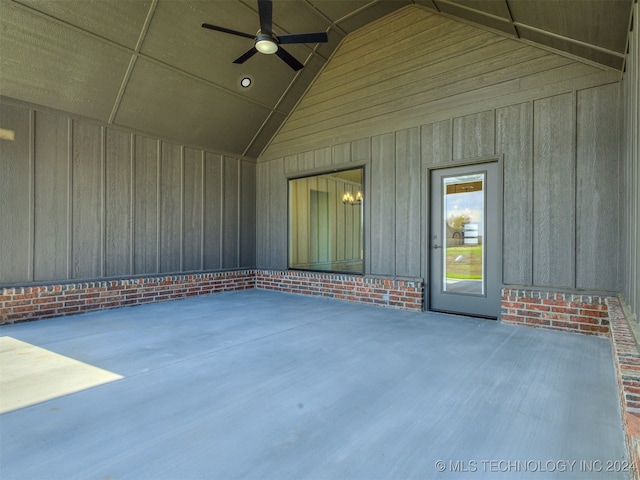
[514,22,626,59]
[503,0,520,39]
[108,0,158,124]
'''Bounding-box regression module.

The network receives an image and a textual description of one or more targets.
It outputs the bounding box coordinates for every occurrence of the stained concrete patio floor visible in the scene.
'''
[0,290,628,479]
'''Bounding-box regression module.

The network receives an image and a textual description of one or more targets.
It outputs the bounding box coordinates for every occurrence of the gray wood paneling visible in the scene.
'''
[183,147,203,271]
[284,155,298,175]
[258,77,620,294]
[223,156,239,269]
[395,127,421,277]
[269,158,288,270]
[422,120,452,165]
[314,147,332,169]
[576,83,620,291]
[0,1,133,124]
[622,3,639,317]
[159,142,182,273]
[252,7,624,299]
[105,128,132,277]
[1,98,257,285]
[203,152,222,270]
[133,135,159,275]
[369,133,395,275]
[290,177,308,265]
[496,102,533,285]
[71,121,103,279]
[453,111,495,160]
[240,160,256,267]
[298,151,314,172]
[115,56,273,157]
[352,138,371,163]
[0,103,31,283]
[256,161,270,268]
[508,0,630,54]
[262,7,617,161]
[436,1,516,36]
[532,93,575,288]
[33,110,69,281]
[332,143,350,165]
[311,17,479,105]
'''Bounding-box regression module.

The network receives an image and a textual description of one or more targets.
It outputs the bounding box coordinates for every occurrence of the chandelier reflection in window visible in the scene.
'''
[342,191,363,205]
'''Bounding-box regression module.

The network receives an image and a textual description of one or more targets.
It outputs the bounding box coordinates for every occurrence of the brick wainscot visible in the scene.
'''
[501,288,611,336]
[0,270,423,325]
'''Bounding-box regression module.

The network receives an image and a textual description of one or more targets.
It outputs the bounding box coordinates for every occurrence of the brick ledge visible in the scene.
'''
[255,270,423,311]
[501,288,611,336]
[609,296,640,480]
[1,270,424,324]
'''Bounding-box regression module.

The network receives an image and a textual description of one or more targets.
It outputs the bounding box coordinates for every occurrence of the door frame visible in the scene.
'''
[423,156,504,317]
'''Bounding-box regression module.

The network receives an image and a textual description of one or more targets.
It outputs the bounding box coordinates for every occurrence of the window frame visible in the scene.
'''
[287,167,365,275]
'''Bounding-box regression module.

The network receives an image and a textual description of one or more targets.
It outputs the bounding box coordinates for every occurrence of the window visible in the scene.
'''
[288,168,364,274]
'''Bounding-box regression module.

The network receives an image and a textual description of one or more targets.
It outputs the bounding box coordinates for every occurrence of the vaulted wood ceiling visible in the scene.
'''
[0,0,634,159]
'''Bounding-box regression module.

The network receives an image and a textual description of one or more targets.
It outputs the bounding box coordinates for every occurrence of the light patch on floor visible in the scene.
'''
[0,336,123,414]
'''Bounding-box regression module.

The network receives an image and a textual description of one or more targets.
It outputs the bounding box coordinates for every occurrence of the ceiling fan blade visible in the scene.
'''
[258,0,273,35]
[277,32,328,45]
[233,47,258,64]
[276,46,304,71]
[202,23,255,40]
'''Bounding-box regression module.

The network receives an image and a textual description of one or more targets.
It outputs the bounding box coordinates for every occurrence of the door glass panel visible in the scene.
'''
[442,173,485,295]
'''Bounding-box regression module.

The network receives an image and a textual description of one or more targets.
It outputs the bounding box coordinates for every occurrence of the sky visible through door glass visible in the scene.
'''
[445,174,484,236]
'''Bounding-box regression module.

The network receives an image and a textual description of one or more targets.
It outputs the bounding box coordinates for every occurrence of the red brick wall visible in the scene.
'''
[0,270,424,324]
[0,271,255,324]
[608,297,640,479]
[255,270,423,311]
[5,276,619,334]
[501,288,611,336]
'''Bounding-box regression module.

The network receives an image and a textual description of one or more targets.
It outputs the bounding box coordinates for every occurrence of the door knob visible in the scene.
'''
[433,244,441,249]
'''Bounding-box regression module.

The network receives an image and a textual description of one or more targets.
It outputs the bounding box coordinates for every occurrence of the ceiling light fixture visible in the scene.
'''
[240,77,252,88]
[254,33,278,54]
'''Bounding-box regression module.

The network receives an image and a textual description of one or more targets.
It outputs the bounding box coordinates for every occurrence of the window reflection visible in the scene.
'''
[289,169,364,274]
[442,173,485,295]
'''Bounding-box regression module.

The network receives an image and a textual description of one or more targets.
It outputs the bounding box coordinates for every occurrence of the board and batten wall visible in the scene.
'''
[0,99,256,285]
[622,2,640,321]
[258,5,622,295]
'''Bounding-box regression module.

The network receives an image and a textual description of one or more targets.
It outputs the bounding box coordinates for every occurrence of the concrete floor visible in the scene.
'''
[0,290,628,479]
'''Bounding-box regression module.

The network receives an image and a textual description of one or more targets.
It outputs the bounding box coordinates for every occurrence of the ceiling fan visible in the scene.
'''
[202,0,328,71]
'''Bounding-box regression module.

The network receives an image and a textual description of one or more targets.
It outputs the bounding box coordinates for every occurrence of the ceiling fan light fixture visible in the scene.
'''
[255,34,278,54]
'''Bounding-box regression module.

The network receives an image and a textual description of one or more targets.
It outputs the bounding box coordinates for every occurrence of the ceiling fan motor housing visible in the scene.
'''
[255,32,278,54]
